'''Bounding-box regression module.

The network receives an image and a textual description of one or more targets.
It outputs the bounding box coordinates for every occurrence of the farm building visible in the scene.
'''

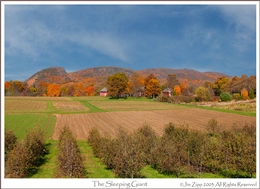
[136,86,145,97]
[100,87,108,96]
[163,88,173,97]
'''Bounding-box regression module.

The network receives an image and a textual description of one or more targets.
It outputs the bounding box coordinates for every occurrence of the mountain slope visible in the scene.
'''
[25,66,230,87]
[25,67,72,86]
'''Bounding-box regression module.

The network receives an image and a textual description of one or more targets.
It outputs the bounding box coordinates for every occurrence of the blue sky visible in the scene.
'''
[4,3,257,81]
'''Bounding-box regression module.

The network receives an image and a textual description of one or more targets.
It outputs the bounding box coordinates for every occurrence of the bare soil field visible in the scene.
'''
[5,96,72,101]
[52,109,256,140]
[53,102,89,111]
[89,100,185,111]
[5,100,47,113]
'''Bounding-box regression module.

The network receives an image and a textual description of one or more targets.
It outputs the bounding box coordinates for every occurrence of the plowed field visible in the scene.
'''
[52,109,256,140]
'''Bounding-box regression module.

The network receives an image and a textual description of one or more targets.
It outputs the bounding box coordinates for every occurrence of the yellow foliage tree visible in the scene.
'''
[145,78,162,99]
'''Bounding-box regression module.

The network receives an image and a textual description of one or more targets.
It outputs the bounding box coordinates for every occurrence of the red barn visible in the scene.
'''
[163,88,173,97]
[100,87,108,96]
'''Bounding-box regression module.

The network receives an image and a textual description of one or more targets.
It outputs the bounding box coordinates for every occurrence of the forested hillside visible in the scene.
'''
[5,66,256,101]
[24,66,229,88]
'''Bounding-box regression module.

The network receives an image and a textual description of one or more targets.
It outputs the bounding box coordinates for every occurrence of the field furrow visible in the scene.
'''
[52,109,255,140]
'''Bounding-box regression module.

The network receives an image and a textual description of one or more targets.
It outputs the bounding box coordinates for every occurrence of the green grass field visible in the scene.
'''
[4,96,256,178]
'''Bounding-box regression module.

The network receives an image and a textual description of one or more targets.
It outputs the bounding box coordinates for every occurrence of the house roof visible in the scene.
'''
[163,88,173,93]
[100,87,108,92]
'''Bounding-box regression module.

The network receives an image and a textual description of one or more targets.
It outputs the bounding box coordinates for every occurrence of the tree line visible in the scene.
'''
[88,120,256,178]
[5,72,256,101]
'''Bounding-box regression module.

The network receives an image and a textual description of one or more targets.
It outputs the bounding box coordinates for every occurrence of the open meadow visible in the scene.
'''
[4,96,257,178]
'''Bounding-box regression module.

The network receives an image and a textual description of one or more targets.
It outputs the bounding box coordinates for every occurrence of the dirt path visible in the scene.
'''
[52,109,256,140]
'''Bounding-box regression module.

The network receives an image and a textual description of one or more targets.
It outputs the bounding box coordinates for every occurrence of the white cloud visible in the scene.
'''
[5,5,130,63]
[67,31,129,62]
[217,5,256,32]
[215,5,256,52]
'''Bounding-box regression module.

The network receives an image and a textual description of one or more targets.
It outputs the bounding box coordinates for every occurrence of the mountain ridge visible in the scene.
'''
[25,66,230,87]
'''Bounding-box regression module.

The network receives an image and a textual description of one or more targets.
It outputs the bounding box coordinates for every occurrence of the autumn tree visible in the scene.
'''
[166,74,179,88]
[129,72,144,97]
[145,78,162,99]
[173,85,181,95]
[60,84,69,96]
[4,80,26,96]
[144,73,157,87]
[5,82,11,96]
[107,73,129,99]
[180,79,189,95]
[36,81,49,96]
[86,85,95,96]
[212,76,230,96]
[195,86,211,101]
[241,88,249,100]
[47,83,61,97]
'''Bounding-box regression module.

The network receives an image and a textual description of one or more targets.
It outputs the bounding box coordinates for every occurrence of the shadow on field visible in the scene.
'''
[27,142,52,177]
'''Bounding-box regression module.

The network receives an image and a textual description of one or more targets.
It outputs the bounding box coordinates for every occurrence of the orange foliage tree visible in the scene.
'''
[241,88,249,100]
[86,85,95,96]
[73,82,87,96]
[173,85,181,95]
[47,84,61,97]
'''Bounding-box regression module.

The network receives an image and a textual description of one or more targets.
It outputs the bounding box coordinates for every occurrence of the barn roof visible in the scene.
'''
[100,87,108,92]
[163,88,173,93]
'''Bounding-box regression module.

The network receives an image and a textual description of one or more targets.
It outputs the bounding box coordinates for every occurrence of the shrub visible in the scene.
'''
[5,127,46,178]
[112,129,146,178]
[99,137,117,169]
[88,127,102,157]
[249,90,255,99]
[5,130,17,161]
[195,87,211,102]
[134,124,157,164]
[57,127,85,178]
[157,94,171,102]
[233,93,242,101]
[206,118,221,134]
[210,95,220,102]
[25,127,46,166]
[220,92,232,102]
[153,123,189,177]
[5,140,31,178]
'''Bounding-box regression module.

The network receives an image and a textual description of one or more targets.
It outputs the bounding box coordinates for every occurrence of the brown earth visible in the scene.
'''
[53,102,89,111]
[52,109,256,140]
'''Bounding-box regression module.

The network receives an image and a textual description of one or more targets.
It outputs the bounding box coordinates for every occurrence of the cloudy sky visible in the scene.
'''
[4,2,257,81]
